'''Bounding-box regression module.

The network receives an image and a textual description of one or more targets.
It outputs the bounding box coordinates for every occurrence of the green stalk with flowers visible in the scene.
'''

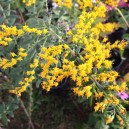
[0,0,129,128]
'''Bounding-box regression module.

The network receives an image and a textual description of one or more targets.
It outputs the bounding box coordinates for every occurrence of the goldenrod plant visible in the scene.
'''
[0,0,129,128]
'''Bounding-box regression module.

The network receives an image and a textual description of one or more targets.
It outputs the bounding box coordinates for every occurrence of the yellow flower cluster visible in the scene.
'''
[65,2,128,122]
[0,25,23,46]
[105,0,120,7]
[22,0,36,6]
[96,23,119,33]
[70,6,120,73]
[94,95,120,112]
[96,71,118,82]
[1,0,128,126]
[53,0,73,8]
[105,0,127,8]
[39,44,92,94]
[95,92,103,99]
[32,1,128,104]
[0,23,49,95]
[111,40,127,50]
[40,44,70,91]
[76,0,93,9]
[0,25,48,47]
[0,48,27,69]
[39,44,93,98]
[22,25,48,35]
[54,0,125,10]
[9,59,39,96]
[108,82,127,92]
[73,85,92,98]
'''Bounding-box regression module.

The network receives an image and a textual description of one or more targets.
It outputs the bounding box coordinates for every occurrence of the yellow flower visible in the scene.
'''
[10,52,17,57]
[106,115,113,124]
[17,29,23,36]
[94,102,101,112]
[54,0,73,8]
[95,92,103,99]
[19,47,25,52]
[22,0,36,6]
[18,52,27,57]
[42,29,48,34]
[4,37,12,42]
[0,41,8,46]
[84,86,92,98]
[36,30,42,35]
[17,57,23,61]
[10,58,17,66]
[67,30,72,35]
[105,0,120,7]
[103,60,112,69]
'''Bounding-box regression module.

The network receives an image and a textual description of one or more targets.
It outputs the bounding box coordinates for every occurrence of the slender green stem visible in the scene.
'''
[115,8,129,28]
[20,98,35,129]
[46,0,48,12]
[27,34,50,53]
[17,9,25,23]
[28,86,34,129]
[0,4,8,24]
[49,28,63,42]
[36,1,45,18]
[7,3,10,16]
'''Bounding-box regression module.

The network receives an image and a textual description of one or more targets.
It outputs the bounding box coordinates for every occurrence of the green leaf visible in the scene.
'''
[36,78,41,88]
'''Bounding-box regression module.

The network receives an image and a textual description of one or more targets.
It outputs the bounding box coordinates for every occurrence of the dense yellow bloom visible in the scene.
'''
[0,58,17,69]
[73,88,85,96]
[9,58,38,96]
[95,92,103,99]
[94,95,120,113]
[0,47,27,69]
[105,0,119,7]
[0,25,25,46]
[22,0,36,6]
[22,25,48,35]
[94,102,104,112]
[105,0,128,8]
[76,0,93,9]
[17,29,24,36]
[0,40,8,46]
[1,0,129,126]
[96,71,118,82]
[53,0,73,8]
[10,52,17,57]
[40,44,71,91]
[42,29,48,34]
[84,86,92,98]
